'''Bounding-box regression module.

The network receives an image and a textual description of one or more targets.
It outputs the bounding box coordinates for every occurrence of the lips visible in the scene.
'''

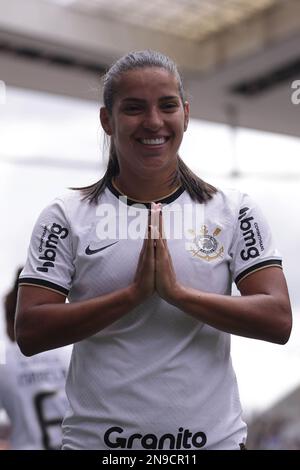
[137,136,170,146]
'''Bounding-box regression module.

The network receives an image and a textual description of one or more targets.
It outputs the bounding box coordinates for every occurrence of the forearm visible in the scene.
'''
[16,285,140,355]
[172,286,291,344]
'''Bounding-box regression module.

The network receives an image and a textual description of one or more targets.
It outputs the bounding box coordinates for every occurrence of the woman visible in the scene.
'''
[16,50,292,450]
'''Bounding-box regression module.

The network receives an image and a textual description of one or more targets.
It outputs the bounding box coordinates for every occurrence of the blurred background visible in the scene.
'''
[0,0,300,449]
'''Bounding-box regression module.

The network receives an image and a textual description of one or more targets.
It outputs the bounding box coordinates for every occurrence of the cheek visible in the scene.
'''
[173,120,185,139]
[113,125,135,154]
[115,120,135,139]
[171,112,185,132]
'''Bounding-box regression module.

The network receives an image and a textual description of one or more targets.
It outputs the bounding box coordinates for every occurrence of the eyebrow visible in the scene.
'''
[121,96,180,103]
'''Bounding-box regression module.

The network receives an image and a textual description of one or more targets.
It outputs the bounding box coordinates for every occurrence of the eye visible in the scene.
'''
[161,102,179,112]
[122,105,143,115]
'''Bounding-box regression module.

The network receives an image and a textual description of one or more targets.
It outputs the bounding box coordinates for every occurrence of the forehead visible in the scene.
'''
[114,67,180,101]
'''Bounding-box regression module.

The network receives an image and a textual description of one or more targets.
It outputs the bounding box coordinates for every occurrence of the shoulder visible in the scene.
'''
[208,186,261,214]
[51,190,88,212]
[203,187,246,223]
[39,190,96,226]
[38,188,118,240]
[211,187,247,206]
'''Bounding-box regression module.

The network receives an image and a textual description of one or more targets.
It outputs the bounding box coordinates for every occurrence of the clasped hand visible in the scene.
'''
[133,203,182,304]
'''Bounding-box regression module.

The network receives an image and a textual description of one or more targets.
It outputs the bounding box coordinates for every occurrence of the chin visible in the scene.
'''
[140,159,168,171]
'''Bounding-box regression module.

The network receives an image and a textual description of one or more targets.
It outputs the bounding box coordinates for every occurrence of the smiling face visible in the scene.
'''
[100,67,189,183]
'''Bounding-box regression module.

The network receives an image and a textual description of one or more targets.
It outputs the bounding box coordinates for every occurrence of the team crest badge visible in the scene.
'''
[187,225,224,261]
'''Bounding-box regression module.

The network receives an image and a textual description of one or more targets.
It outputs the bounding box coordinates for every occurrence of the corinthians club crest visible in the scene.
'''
[187,225,224,261]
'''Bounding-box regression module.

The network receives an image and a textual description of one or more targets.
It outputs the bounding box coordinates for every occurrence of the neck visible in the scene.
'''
[113,172,181,202]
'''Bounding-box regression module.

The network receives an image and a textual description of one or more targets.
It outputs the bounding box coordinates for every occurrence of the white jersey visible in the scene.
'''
[19,183,282,450]
[0,339,70,449]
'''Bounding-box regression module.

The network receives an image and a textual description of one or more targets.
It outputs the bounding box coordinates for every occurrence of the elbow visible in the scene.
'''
[16,338,36,357]
[15,313,41,357]
[274,304,292,345]
[15,330,37,357]
[277,318,292,345]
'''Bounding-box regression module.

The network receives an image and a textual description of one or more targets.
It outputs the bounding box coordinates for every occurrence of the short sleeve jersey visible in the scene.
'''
[19,183,282,450]
[0,340,71,449]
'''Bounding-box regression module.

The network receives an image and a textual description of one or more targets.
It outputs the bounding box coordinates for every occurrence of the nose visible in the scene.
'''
[143,107,163,131]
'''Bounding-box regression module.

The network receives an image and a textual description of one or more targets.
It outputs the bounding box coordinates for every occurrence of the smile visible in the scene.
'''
[138,137,169,146]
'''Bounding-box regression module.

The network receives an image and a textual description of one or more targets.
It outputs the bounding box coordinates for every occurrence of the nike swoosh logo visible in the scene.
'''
[85,241,118,255]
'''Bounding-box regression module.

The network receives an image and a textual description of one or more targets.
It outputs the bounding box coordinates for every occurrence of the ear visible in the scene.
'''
[100,107,113,136]
[183,101,190,132]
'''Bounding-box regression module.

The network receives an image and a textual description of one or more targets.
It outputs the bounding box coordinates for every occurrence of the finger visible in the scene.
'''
[141,226,153,265]
[139,228,148,258]
[135,226,154,279]
[157,210,169,252]
[158,208,166,240]
[141,210,153,253]
[157,218,173,266]
[155,229,166,260]
[142,224,154,259]
[146,225,154,255]
[147,207,152,238]
[137,223,151,269]
[151,202,161,239]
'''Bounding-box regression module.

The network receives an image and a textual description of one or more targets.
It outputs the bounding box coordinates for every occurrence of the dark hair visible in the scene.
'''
[79,49,217,204]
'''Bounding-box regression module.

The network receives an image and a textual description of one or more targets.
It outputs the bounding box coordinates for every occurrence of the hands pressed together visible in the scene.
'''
[133,203,182,305]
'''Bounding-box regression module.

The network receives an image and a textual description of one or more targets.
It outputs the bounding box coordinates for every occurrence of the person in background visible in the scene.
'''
[0,268,71,449]
[15,50,292,450]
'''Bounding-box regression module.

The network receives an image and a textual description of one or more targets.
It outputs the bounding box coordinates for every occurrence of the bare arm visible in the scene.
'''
[16,226,155,356]
[155,210,292,345]
[171,268,292,344]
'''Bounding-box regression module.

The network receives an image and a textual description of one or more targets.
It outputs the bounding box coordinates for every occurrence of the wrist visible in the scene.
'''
[127,284,145,307]
[166,283,187,307]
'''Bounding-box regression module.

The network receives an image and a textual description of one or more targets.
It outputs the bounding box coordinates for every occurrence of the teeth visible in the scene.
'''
[140,137,166,145]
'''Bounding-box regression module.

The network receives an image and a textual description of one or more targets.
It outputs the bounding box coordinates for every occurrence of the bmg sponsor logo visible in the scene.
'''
[37,223,69,273]
[238,207,263,261]
[0,80,6,105]
[291,80,300,105]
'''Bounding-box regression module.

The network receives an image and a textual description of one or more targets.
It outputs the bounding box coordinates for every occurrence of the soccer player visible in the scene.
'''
[0,268,70,449]
[15,50,292,450]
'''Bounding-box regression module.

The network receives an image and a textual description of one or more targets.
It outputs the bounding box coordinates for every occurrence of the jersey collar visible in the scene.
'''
[107,180,184,207]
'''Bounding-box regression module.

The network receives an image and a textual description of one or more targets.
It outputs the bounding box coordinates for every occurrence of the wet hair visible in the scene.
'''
[78,49,217,203]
